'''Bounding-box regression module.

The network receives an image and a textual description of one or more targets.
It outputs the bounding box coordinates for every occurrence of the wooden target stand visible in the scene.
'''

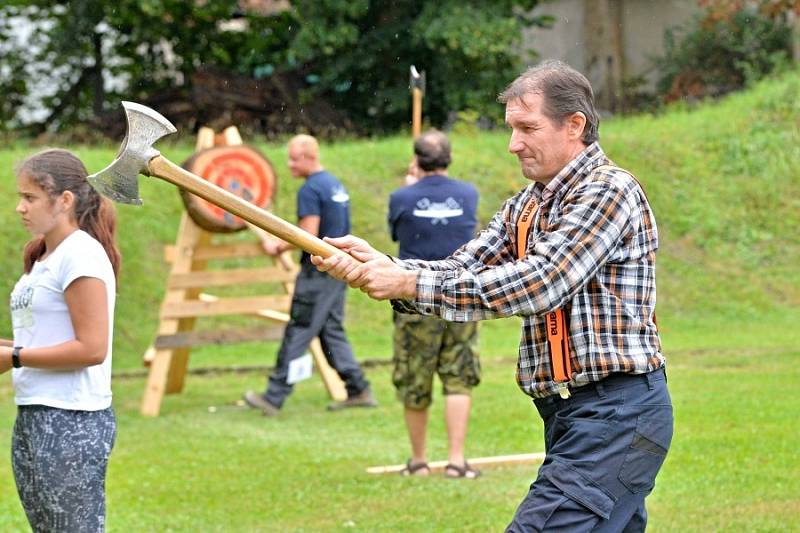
[140,126,346,416]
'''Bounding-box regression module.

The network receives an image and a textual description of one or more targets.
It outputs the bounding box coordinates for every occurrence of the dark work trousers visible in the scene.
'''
[507,368,673,532]
[264,266,369,407]
[12,405,116,533]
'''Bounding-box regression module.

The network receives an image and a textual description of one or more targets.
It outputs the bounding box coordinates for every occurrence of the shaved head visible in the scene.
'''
[288,134,319,159]
[287,134,322,178]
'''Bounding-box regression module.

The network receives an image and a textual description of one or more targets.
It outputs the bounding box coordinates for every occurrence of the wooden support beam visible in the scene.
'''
[167,266,297,289]
[195,127,216,151]
[221,125,243,146]
[164,242,269,262]
[143,302,290,365]
[154,325,286,349]
[141,214,210,416]
[197,293,347,401]
[366,452,546,475]
[160,295,291,319]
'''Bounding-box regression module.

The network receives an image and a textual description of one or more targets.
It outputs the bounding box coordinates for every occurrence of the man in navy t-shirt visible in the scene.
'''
[389,149,478,261]
[387,130,482,478]
[244,134,375,415]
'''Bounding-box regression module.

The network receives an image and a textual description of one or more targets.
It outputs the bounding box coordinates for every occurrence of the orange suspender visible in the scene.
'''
[546,308,572,384]
[516,196,572,384]
[515,164,658,389]
[515,196,537,259]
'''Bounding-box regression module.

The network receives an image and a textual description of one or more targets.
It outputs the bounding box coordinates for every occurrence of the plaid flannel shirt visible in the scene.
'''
[391,142,664,398]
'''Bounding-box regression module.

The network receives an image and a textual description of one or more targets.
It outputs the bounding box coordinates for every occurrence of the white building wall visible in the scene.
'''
[521,0,700,97]
[620,0,699,86]
[521,0,587,71]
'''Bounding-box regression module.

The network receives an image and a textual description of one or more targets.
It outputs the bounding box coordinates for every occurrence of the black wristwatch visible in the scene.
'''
[11,346,22,368]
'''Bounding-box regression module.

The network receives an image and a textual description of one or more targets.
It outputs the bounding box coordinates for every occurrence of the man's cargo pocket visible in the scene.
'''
[619,405,673,493]
[544,459,617,520]
[289,295,315,327]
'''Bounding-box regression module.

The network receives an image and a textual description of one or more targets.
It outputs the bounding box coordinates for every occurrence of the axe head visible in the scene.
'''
[409,65,426,95]
[87,101,177,205]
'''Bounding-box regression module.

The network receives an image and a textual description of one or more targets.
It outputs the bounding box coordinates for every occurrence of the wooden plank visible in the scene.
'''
[143,346,156,365]
[222,125,243,146]
[167,266,297,289]
[309,338,347,401]
[154,325,286,349]
[196,294,345,401]
[199,292,288,322]
[164,241,268,262]
[163,220,212,396]
[142,214,209,416]
[161,295,291,319]
[196,126,216,151]
[275,251,298,294]
[253,308,289,322]
[366,452,546,475]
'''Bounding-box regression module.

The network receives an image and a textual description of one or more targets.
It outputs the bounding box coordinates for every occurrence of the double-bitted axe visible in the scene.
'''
[88,101,352,260]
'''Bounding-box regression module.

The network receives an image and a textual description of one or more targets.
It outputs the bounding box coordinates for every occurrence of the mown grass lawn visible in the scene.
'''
[0,319,798,531]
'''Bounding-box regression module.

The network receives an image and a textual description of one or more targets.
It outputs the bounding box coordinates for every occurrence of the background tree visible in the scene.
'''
[0,0,550,138]
[0,0,288,135]
[287,0,550,131]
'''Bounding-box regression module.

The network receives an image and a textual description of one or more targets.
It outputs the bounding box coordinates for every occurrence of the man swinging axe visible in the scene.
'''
[312,60,674,532]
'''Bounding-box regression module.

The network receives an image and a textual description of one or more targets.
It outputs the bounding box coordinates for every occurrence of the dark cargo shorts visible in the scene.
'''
[392,313,480,409]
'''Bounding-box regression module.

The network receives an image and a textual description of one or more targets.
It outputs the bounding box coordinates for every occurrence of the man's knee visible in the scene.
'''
[506,476,603,533]
[397,389,433,410]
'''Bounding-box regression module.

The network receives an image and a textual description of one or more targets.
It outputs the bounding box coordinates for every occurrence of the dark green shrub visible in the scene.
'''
[654,8,792,102]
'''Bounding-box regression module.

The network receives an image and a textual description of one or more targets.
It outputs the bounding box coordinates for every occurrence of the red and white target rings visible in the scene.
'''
[180,145,277,233]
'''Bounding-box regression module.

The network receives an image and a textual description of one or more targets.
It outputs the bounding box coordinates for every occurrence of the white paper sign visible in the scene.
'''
[287,353,313,385]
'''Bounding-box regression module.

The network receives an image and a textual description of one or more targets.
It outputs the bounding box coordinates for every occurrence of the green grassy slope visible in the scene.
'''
[0,69,798,370]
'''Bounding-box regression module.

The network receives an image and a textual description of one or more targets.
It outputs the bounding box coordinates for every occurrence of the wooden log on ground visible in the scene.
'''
[365,452,546,475]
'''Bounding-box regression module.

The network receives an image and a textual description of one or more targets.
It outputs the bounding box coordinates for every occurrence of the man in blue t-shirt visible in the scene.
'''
[244,134,375,415]
[387,130,482,478]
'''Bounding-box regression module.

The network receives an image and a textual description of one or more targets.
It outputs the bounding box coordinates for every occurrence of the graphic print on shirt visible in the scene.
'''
[331,185,350,203]
[10,283,35,330]
[412,197,463,225]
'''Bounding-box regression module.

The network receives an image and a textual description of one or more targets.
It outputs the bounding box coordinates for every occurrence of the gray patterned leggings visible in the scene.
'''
[12,405,116,533]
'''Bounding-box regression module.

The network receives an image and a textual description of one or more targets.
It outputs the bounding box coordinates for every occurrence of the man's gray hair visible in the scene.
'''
[498,60,599,144]
[414,129,452,171]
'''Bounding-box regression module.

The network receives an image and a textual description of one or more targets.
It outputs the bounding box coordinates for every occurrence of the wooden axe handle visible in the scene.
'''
[148,155,356,261]
[412,88,422,139]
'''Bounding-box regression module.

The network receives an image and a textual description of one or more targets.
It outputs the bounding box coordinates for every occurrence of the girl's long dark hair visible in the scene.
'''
[18,149,121,284]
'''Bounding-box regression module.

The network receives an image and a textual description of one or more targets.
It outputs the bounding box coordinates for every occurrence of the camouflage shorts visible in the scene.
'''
[392,312,480,410]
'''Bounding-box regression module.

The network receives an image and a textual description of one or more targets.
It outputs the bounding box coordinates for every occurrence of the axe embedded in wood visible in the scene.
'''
[88,101,352,260]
